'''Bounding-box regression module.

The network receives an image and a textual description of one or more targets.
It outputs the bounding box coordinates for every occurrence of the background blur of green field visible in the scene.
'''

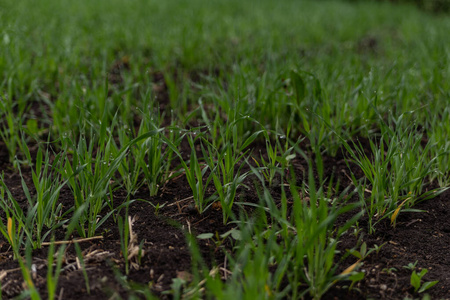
[1,0,449,133]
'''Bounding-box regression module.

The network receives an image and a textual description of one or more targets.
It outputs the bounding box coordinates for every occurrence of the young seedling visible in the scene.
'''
[403,260,418,271]
[410,268,438,293]
[201,138,251,223]
[343,242,385,291]
[197,228,241,251]
[382,267,398,275]
[348,242,386,261]
[180,133,214,214]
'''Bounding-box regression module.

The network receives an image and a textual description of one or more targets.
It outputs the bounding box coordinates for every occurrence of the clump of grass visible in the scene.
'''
[178,132,214,214]
[201,116,262,223]
[252,126,300,187]
[117,100,182,197]
[60,121,162,237]
[344,111,447,233]
[0,79,28,166]
[0,140,69,249]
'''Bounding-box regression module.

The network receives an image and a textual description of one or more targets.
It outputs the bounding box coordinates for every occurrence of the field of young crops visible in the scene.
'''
[1,0,450,299]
